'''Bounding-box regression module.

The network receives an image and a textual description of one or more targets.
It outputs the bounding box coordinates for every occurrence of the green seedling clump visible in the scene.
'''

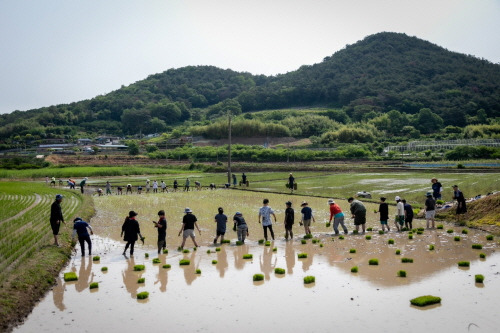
[437,224,444,229]
[378,230,384,235]
[274,267,286,274]
[215,247,221,252]
[454,236,461,241]
[325,222,331,228]
[195,269,201,274]
[351,266,358,273]
[253,274,264,281]
[447,229,453,233]
[319,244,324,248]
[137,277,145,283]
[408,234,413,240]
[298,253,308,259]
[193,247,197,251]
[92,256,100,261]
[301,239,307,244]
[401,258,414,263]
[182,249,190,253]
[416,230,423,235]
[303,234,313,239]
[236,241,243,246]
[410,295,441,307]
[163,249,169,254]
[349,249,356,253]
[472,244,483,249]
[212,260,218,264]
[258,239,265,244]
[352,230,359,235]
[145,253,149,258]
[475,274,484,283]
[365,235,372,240]
[177,246,182,251]
[136,291,149,300]
[366,227,373,231]
[312,239,319,244]
[273,247,277,251]
[486,235,494,241]
[417,228,425,232]
[303,276,316,284]
[63,272,78,282]
[369,259,379,265]
[206,249,211,254]
[265,241,271,246]
[162,264,171,269]
[89,282,99,289]
[243,254,253,259]
[397,270,407,277]
[395,249,401,255]
[152,258,161,264]
[462,229,468,234]
[179,259,190,266]
[388,239,395,244]
[429,244,435,251]
[339,235,345,240]
[458,261,470,267]
[133,265,145,271]
[479,253,486,259]
[222,239,231,244]
[101,267,108,272]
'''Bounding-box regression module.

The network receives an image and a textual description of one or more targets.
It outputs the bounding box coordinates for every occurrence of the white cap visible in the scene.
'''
[395,196,401,201]
[328,199,334,204]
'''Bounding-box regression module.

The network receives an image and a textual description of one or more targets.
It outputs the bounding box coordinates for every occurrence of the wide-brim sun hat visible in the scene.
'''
[395,196,401,201]
[301,201,308,206]
[184,207,193,213]
[328,199,334,204]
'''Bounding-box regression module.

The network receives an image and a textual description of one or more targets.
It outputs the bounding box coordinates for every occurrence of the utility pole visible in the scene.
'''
[227,111,232,185]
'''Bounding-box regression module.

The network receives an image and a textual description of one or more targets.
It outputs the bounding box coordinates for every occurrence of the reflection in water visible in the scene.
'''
[234,244,250,270]
[300,249,314,272]
[183,251,200,285]
[285,242,295,275]
[155,257,168,292]
[122,256,141,298]
[260,244,277,280]
[74,257,94,292]
[216,246,228,278]
[52,277,66,311]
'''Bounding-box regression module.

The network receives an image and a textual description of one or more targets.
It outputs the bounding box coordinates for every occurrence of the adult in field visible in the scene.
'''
[121,211,143,256]
[161,180,166,193]
[50,176,56,187]
[394,196,405,232]
[137,185,142,194]
[431,178,443,200]
[233,212,249,244]
[45,176,49,186]
[184,178,190,191]
[173,179,178,192]
[154,210,167,254]
[126,184,132,194]
[50,194,66,246]
[284,201,294,240]
[348,197,366,234]
[259,198,277,241]
[105,181,112,195]
[452,185,467,216]
[232,174,237,186]
[195,181,201,190]
[328,199,348,235]
[213,207,228,244]
[79,177,88,194]
[288,173,295,193]
[146,180,151,193]
[300,201,315,235]
[72,217,93,256]
[241,173,247,186]
[152,180,158,193]
[117,186,123,195]
[178,208,201,249]
[375,197,390,232]
[424,192,436,229]
[68,178,76,190]
[402,199,414,230]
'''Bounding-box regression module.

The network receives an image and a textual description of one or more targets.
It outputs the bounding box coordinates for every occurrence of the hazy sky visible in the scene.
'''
[1,0,499,114]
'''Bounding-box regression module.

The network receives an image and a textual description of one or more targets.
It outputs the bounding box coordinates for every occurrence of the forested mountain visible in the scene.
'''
[1,32,499,143]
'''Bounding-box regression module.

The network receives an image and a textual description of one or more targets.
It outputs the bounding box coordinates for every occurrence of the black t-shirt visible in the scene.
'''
[378,203,389,220]
[425,197,436,211]
[157,217,167,236]
[182,213,197,230]
[285,207,294,225]
[233,215,246,226]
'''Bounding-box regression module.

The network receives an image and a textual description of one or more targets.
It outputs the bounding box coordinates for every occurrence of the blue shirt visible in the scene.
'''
[301,206,313,220]
[73,221,90,237]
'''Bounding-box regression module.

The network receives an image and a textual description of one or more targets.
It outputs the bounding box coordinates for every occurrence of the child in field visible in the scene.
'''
[154,210,167,254]
[424,192,436,229]
[402,199,414,229]
[259,199,277,241]
[394,196,404,231]
[284,201,294,240]
[375,197,390,232]
[233,212,248,244]
[178,208,201,249]
[126,184,132,194]
[213,207,228,244]
[300,201,315,235]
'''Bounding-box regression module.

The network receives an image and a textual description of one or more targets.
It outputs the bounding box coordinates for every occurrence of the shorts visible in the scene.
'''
[50,221,60,235]
[380,220,388,225]
[425,210,435,219]
[303,219,311,227]
[406,216,413,224]
[284,223,293,230]
[354,215,366,225]
[396,215,405,226]
[216,230,226,236]
[183,229,195,238]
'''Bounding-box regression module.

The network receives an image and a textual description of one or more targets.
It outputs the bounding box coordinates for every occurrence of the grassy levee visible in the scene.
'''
[0,182,94,332]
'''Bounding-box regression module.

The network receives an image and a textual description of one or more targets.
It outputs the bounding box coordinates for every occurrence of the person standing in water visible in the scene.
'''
[178,208,201,249]
[284,201,294,240]
[154,210,167,254]
[72,217,93,256]
[424,192,436,229]
[375,197,390,232]
[259,199,277,241]
[50,194,66,246]
[213,207,228,244]
[288,173,295,193]
[121,211,143,256]
[233,212,249,244]
[348,197,367,234]
[328,199,348,235]
[300,201,315,235]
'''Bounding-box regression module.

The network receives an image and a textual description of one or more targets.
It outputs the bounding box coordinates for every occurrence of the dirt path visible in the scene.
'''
[0,194,41,225]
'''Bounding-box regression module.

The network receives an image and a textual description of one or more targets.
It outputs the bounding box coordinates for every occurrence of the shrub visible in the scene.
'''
[274,268,286,274]
[303,276,315,284]
[196,269,201,274]
[63,272,78,282]
[388,239,395,244]
[429,244,435,251]
[212,260,218,264]
[253,274,264,281]
[351,266,358,273]
[410,295,441,307]
[401,258,414,263]
[243,254,253,259]
[437,224,444,229]
[179,259,190,266]
[458,261,470,267]
[365,235,372,240]
[101,267,108,272]
[397,270,407,277]
[162,249,169,254]
[349,249,356,253]
[152,258,161,264]
[472,244,483,249]
[137,291,149,300]
[133,265,145,271]
[479,253,486,259]
[298,253,308,259]
[486,235,494,241]
[475,274,484,283]
[137,278,145,283]
[395,250,401,255]
[454,236,461,242]
[162,264,171,269]
[92,256,100,261]
[368,259,379,265]
[89,282,99,289]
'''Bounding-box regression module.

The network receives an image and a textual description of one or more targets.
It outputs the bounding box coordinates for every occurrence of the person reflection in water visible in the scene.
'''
[155,262,168,292]
[285,241,295,275]
[234,244,249,270]
[52,276,66,311]
[183,251,199,286]
[260,245,277,280]
[74,257,94,293]
[215,246,228,278]
[122,256,141,298]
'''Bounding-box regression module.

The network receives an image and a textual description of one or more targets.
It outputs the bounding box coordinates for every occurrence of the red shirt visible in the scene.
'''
[329,203,342,220]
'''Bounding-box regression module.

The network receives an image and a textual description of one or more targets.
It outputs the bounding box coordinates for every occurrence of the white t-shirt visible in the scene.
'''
[259,206,274,226]
[396,201,404,216]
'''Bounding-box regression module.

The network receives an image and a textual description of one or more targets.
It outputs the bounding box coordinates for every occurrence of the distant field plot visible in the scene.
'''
[0,182,82,283]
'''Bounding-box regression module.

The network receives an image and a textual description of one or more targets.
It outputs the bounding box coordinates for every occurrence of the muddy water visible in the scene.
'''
[15,225,500,333]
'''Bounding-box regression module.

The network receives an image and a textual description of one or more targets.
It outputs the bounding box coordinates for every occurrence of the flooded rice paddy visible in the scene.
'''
[15,191,500,332]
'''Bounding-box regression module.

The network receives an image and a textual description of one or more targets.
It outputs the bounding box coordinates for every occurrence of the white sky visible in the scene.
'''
[0,0,499,114]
